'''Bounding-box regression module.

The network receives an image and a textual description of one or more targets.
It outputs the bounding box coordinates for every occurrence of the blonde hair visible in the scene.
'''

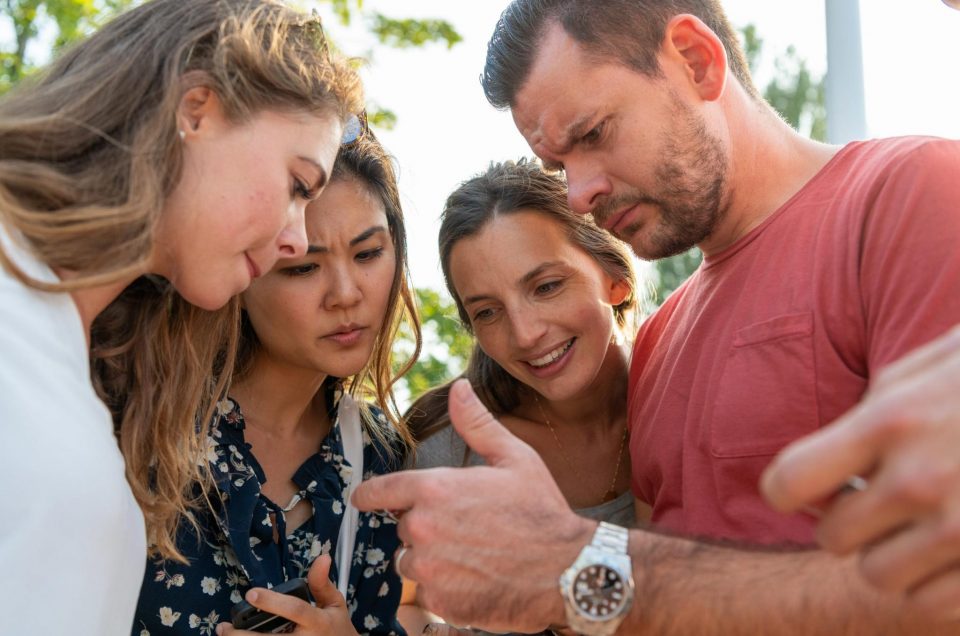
[0,0,363,561]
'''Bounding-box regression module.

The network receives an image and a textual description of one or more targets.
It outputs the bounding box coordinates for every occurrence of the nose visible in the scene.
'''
[565,160,612,216]
[277,201,309,259]
[324,264,363,310]
[507,304,547,351]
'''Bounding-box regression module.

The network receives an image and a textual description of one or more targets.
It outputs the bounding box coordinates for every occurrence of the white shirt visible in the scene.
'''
[0,224,146,635]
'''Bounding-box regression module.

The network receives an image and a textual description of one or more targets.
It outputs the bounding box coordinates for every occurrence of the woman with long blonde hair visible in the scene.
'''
[0,1,361,633]
[134,133,421,636]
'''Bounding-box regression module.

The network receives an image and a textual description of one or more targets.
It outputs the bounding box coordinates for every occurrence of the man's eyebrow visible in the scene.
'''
[558,113,597,151]
[540,114,597,171]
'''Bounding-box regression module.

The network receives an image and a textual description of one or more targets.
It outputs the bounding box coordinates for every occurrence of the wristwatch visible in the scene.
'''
[558,521,634,635]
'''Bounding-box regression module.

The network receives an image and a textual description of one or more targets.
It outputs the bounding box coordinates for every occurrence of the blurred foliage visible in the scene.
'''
[653,24,826,302]
[1,0,465,402]
[0,0,132,93]
[394,288,473,403]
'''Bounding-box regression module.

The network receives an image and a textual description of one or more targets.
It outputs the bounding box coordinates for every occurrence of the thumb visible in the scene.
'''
[306,555,345,609]
[447,378,531,466]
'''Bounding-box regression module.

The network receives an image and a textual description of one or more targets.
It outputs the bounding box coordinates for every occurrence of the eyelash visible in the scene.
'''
[281,263,317,277]
[356,247,385,263]
[582,122,604,145]
[293,178,312,200]
[472,307,496,323]
[278,247,385,277]
[535,279,563,295]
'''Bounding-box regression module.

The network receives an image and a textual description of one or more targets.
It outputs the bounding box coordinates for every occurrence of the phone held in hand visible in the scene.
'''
[230,577,312,633]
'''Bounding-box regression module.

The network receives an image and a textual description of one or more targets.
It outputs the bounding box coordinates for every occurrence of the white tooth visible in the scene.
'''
[529,340,572,368]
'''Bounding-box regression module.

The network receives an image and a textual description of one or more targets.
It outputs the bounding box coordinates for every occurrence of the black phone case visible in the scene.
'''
[230,578,312,633]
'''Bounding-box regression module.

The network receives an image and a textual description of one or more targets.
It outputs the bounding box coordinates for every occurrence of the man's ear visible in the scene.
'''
[177,78,225,138]
[661,14,728,102]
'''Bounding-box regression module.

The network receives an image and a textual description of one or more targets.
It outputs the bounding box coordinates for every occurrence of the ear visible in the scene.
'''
[177,81,226,138]
[662,14,728,102]
[607,277,631,306]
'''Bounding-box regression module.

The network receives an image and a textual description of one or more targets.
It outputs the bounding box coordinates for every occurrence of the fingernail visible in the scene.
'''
[453,378,474,403]
[247,589,259,603]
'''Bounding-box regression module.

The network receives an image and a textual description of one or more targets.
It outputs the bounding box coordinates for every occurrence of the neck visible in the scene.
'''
[698,93,840,257]
[532,341,630,433]
[56,269,141,347]
[231,353,329,439]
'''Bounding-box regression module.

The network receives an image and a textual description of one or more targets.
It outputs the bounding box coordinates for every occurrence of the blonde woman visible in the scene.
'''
[134,134,421,636]
[0,1,361,633]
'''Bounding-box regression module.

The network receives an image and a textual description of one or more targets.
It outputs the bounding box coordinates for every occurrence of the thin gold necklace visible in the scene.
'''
[534,395,628,507]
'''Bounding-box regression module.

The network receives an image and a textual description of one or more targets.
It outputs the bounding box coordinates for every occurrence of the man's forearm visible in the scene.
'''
[618,529,957,635]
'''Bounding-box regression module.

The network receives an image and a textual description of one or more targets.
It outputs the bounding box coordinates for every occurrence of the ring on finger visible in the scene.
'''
[394,545,410,578]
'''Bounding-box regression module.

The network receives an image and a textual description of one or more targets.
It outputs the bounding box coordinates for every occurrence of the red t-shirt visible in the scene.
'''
[629,137,960,544]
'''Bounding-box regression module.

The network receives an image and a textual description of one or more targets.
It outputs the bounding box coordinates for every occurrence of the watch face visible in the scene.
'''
[572,564,628,618]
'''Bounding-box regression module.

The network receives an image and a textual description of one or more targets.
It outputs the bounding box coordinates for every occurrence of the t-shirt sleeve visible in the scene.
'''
[860,139,960,371]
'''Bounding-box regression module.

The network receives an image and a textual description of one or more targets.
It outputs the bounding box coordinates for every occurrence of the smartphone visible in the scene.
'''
[230,577,312,633]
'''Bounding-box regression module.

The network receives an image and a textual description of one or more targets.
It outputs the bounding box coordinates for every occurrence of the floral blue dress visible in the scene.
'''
[132,391,406,636]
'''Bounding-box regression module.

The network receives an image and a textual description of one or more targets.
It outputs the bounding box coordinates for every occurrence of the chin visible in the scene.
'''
[176,282,236,312]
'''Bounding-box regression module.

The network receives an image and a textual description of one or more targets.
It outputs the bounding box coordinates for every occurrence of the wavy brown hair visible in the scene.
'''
[0,0,363,561]
[407,159,637,444]
[234,132,421,455]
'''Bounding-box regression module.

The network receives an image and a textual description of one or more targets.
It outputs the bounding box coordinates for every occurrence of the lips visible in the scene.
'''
[526,338,575,369]
[323,324,366,346]
[605,204,640,236]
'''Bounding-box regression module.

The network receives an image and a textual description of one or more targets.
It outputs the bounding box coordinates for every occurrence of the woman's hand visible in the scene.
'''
[216,555,358,635]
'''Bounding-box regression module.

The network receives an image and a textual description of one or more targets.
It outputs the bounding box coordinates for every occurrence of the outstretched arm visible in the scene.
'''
[354,380,956,634]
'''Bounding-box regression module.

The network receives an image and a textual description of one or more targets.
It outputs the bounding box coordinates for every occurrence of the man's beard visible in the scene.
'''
[592,97,728,260]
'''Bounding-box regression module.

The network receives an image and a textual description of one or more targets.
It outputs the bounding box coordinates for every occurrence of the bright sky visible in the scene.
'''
[319,0,960,293]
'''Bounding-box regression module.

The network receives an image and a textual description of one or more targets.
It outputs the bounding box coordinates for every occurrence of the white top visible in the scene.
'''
[0,225,146,635]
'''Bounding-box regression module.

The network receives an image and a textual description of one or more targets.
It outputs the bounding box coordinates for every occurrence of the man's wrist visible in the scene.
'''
[548,515,599,626]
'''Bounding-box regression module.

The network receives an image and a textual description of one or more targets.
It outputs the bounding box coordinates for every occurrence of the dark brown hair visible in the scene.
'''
[235,132,421,453]
[406,159,636,444]
[481,0,760,110]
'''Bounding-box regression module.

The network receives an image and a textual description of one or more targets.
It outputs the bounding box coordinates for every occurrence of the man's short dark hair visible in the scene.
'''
[481,0,760,109]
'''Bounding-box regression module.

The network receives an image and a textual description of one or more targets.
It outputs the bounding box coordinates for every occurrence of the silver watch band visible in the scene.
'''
[593,521,629,555]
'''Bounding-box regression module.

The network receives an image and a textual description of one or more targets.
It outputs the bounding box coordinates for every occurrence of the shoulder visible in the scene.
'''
[412,424,483,469]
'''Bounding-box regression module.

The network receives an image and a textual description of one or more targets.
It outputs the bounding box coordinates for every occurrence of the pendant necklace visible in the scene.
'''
[534,395,628,506]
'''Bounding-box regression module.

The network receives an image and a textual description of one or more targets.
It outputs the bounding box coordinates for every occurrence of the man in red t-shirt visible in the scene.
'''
[353,1,960,634]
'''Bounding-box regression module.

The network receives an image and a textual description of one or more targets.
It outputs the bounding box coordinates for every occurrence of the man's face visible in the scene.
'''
[512,22,730,260]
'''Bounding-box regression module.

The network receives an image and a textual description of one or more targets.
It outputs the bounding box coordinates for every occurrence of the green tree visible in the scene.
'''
[652,24,826,303]
[1,0,466,405]
[395,288,473,403]
[1,0,132,93]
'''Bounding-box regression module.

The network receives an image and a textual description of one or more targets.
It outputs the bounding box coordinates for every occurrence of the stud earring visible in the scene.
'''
[178,130,186,141]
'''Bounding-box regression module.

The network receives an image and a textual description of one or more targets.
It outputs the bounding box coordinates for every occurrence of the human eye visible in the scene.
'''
[581,122,605,145]
[356,246,385,263]
[535,279,564,296]
[292,177,312,201]
[472,307,497,324]
[280,263,318,277]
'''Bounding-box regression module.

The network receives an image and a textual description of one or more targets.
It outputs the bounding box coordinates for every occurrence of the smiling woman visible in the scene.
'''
[408,158,642,516]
